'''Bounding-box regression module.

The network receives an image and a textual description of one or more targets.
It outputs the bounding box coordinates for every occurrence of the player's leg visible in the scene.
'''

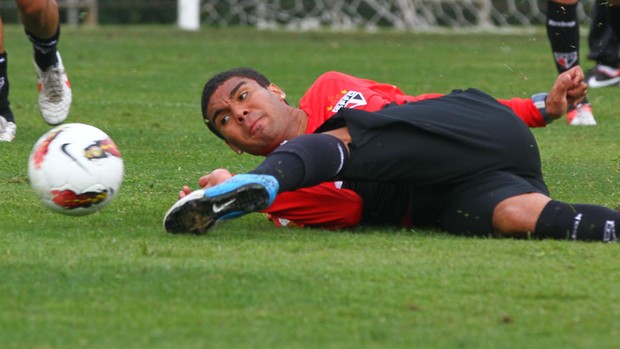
[494,193,619,242]
[163,133,347,234]
[433,168,549,237]
[0,16,16,142]
[607,1,620,47]
[546,0,596,125]
[16,0,71,125]
[585,0,620,88]
[492,193,551,236]
[304,96,617,242]
[164,129,620,241]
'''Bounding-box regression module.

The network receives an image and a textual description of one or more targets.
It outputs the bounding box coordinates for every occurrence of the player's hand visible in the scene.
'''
[177,168,234,200]
[545,66,587,120]
[197,168,233,188]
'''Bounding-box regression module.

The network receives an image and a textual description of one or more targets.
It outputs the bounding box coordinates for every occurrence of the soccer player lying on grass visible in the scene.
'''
[164,66,619,241]
[183,66,583,230]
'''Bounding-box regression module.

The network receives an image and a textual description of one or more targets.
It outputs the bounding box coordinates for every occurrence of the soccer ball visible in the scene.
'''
[28,123,124,216]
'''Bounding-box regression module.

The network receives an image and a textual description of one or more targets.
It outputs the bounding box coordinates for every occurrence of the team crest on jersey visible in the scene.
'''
[553,52,578,70]
[332,91,367,113]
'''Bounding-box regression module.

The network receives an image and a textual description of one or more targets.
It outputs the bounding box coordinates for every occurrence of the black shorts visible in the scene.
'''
[335,88,549,235]
[407,171,548,236]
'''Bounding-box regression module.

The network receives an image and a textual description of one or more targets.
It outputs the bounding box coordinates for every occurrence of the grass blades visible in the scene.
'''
[0,25,619,349]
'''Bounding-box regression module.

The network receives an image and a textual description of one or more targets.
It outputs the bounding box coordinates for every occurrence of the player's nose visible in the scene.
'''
[231,106,249,123]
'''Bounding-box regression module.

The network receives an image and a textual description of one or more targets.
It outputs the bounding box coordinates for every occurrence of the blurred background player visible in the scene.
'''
[0,15,16,141]
[546,0,596,125]
[586,0,620,88]
[0,0,72,142]
[605,2,620,69]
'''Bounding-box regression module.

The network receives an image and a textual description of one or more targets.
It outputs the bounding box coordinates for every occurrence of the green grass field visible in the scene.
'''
[1,25,619,349]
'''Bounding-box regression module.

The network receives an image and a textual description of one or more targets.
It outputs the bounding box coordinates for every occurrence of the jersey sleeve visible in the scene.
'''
[261,182,363,229]
[497,98,546,127]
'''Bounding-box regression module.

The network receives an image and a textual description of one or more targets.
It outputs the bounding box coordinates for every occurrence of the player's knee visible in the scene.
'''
[16,0,53,17]
[492,194,551,236]
[493,204,529,235]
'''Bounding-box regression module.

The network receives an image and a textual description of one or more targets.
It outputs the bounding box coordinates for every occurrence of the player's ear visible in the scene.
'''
[226,142,244,155]
[268,83,286,101]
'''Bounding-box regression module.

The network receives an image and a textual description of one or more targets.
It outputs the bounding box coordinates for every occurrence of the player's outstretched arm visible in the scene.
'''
[545,66,587,120]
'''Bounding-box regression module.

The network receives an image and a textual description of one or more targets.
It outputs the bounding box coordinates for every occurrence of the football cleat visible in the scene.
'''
[35,52,72,125]
[567,103,596,126]
[163,174,279,234]
[586,64,620,88]
[0,115,16,142]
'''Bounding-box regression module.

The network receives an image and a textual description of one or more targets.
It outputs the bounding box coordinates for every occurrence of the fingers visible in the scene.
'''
[545,66,588,120]
[573,66,584,82]
[565,66,587,95]
[196,168,233,188]
[567,83,587,104]
[198,174,211,188]
[564,67,587,105]
[178,185,191,200]
[566,65,584,83]
[545,73,571,120]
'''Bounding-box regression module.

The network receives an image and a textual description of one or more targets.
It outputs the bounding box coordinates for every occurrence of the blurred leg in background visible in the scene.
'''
[16,0,72,126]
[586,0,620,88]
[546,0,597,125]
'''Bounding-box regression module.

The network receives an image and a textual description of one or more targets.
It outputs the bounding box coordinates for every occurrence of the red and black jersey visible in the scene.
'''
[264,71,547,229]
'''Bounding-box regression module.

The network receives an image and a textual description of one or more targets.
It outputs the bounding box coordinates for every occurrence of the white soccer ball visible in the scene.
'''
[28,123,124,216]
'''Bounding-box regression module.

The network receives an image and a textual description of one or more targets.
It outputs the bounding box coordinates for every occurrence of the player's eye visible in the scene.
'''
[239,91,248,100]
[220,115,230,126]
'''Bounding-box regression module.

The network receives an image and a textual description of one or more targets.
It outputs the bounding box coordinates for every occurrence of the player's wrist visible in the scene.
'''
[531,93,553,124]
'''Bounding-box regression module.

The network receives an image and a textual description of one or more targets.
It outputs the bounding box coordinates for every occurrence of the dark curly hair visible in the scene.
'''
[201,67,271,140]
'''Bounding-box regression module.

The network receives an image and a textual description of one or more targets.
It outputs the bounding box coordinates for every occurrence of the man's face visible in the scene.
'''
[206,77,297,156]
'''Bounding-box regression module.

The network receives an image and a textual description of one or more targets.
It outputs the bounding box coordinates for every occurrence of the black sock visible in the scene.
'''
[26,26,60,71]
[546,1,580,73]
[535,200,619,242]
[250,133,349,192]
[0,52,13,122]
